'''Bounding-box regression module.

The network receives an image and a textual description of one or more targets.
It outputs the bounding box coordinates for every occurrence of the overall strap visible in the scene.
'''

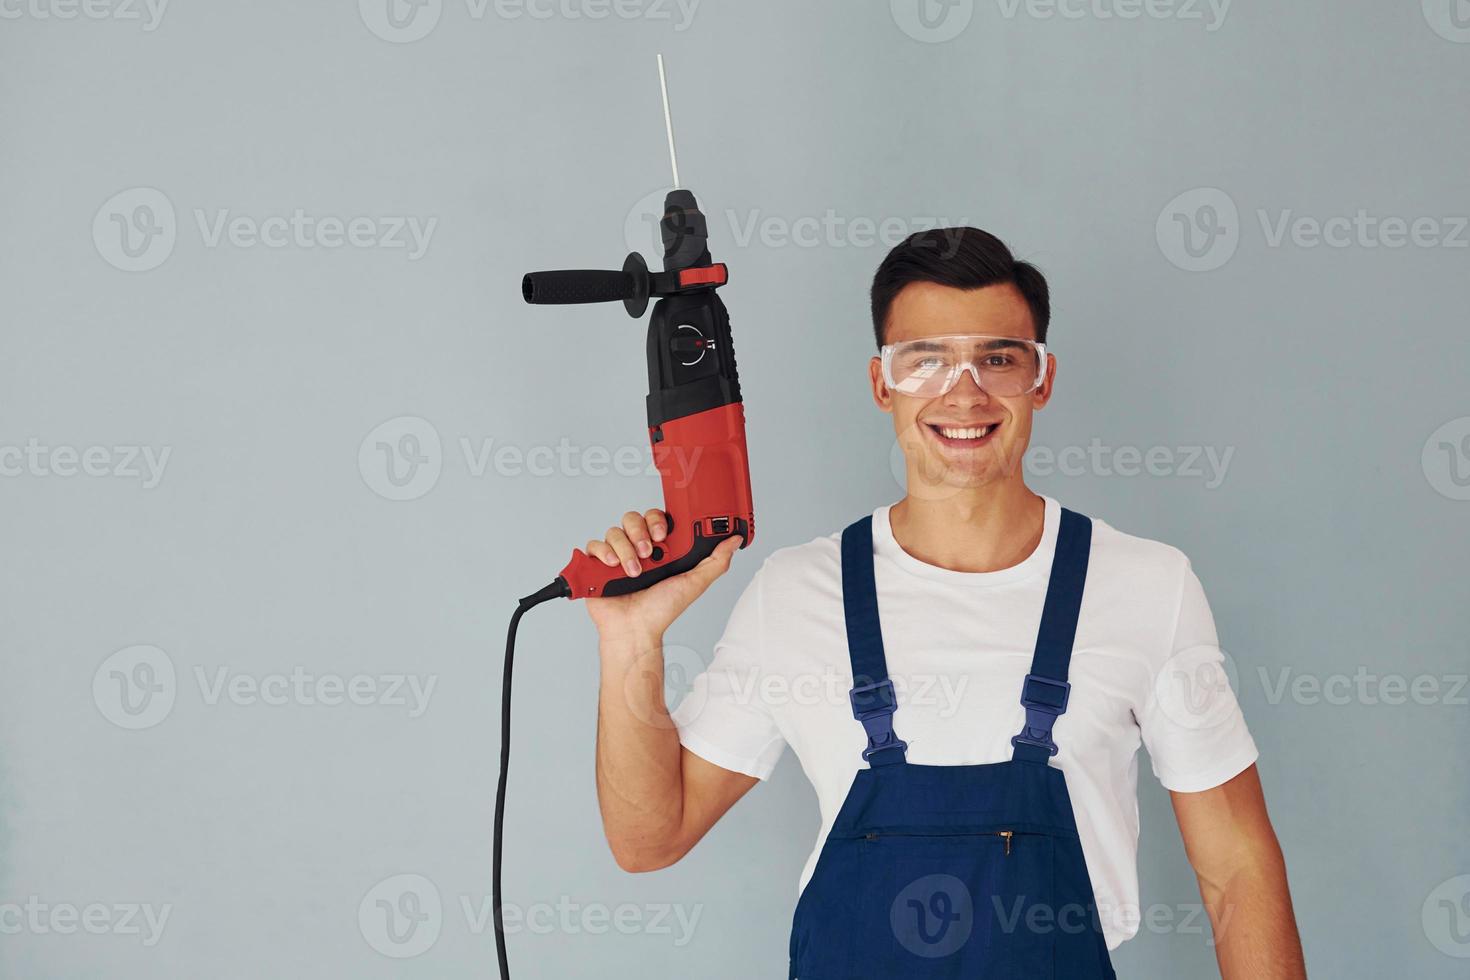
[841,516,907,767]
[1012,508,1093,765]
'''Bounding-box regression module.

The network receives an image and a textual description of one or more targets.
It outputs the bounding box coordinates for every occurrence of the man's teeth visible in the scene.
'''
[936,425,994,440]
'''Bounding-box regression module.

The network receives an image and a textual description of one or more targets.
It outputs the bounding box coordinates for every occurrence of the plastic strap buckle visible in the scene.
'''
[849,679,907,761]
[1010,674,1071,757]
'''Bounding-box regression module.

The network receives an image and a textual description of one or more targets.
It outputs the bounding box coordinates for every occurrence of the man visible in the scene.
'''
[582,228,1306,977]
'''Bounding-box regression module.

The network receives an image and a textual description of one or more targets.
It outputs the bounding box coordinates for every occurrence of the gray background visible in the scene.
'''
[2,0,1468,976]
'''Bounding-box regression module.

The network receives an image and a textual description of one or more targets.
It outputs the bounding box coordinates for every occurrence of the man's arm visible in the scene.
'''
[1170,764,1306,978]
[580,508,757,873]
[595,628,758,872]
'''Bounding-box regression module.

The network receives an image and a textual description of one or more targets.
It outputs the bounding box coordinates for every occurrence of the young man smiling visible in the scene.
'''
[583,228,1306,977]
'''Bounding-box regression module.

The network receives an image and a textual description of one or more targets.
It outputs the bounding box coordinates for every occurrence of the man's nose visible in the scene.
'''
[944,364,992,403]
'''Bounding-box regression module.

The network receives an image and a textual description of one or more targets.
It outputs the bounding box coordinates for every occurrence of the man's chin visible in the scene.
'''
[901,455,1010,499]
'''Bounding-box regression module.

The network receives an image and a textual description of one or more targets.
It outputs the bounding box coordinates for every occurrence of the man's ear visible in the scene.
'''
[1031,352,1057,411]
[869,356,894,414]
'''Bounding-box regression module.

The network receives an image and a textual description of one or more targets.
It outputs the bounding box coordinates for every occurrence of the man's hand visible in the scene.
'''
[1171,764,1307,978]
[583,507,742,642]
[583,507,755,873]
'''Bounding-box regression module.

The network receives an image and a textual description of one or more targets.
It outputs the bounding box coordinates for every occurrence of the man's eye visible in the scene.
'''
[982,354,1015,368]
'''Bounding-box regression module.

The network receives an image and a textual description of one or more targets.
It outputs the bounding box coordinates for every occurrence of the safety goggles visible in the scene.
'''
[880,334,1047,398]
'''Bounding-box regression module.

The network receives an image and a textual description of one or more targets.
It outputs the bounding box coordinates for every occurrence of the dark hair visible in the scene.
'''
[869,227,1050,347]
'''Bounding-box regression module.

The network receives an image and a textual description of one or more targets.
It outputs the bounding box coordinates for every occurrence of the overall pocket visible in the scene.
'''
[858,829,1056,980]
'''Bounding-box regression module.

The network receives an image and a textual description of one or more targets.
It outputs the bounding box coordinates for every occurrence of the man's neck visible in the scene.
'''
[888,481,1046,574]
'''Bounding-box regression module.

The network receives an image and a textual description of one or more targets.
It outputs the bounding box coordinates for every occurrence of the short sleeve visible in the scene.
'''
[670,560,787,780]
[1138,558,1259,793]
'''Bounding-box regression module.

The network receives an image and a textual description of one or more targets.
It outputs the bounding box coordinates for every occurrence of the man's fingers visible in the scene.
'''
[604,526,640,578]
[586,539,618,566]
[643,509,667,543]
[622,511,653,559]
[683,535,743,591]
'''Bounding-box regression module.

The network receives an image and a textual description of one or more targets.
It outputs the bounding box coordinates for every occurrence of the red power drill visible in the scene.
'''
[492,57,753,980]
[520,185,755,596]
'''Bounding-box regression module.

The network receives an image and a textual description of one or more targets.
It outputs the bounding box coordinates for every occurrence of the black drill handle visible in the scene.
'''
[521,269,634,305]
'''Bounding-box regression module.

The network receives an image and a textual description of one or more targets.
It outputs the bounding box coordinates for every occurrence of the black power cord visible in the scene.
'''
[494,578,571,980]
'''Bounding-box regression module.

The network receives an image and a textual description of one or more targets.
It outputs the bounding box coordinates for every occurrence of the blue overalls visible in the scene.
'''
[788,508,1117,979]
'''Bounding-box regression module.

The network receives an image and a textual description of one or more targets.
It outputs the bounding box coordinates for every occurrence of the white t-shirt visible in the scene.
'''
[670,495,1258,951]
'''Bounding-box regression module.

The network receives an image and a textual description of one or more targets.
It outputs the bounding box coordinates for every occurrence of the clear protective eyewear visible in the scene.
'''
[880,334,1047,398]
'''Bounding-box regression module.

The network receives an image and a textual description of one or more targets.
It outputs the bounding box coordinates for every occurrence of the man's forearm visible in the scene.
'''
[1205,844,1306,979]
[594,631,685,871]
